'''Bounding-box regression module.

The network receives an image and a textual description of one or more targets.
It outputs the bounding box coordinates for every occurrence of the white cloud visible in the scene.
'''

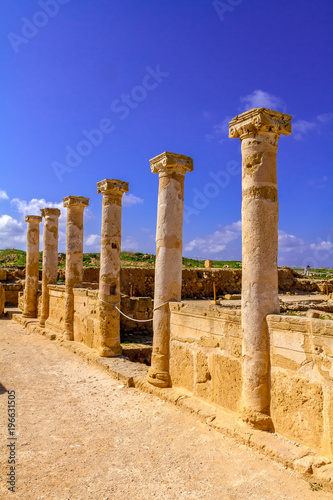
[0,190,9,200]
[205,117,231,143]
[0,215,26,248]
[240,90,285,112]
[185,220,242,254]
[123,193,143,207]
[310,240,333,252]
[293,113,333,140]
[278,230,306,253]
[11,198,66,226]
[122,235,139,252]
[293,119,316,140]
[317,113,333,124]
[85,234,101,247]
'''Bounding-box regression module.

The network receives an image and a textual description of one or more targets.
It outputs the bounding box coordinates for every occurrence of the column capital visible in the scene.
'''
[97,179,129,197]
[40,208,61,218]
[150,151,193,175]
[63,196,89,209]
[229,108,292,140]
[25,215,42,223]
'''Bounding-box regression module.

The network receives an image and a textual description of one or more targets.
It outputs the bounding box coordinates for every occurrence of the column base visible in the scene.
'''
[147,368,170,388]
[241,408,274,432]
[98,345,122,357]
[39,319,46,327]
[63,331,74,341]
[22,312,37,318]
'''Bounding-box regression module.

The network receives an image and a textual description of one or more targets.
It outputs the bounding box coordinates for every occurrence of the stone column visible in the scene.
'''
[229,107,292,430]
[39,208,61,327]
[97,179,129,357]
[23,215,42,318]
[63,196,89,341]
[147,152,193,388]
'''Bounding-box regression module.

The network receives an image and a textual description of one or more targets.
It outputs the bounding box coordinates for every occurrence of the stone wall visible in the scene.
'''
[93,266,333,297]
[45,286,153,345]
[45,285,66,334]
[3,266,333,305]
[169,303,333,460]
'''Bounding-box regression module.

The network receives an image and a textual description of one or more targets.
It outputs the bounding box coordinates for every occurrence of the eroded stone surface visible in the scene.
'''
[97,179,128,357]
[62,196,89,340]
[229,107,292,430]
[40,208,60,327]
[147,152,193,388]
[23,215,42,318]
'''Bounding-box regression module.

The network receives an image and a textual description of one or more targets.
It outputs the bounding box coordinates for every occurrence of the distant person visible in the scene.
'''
[305,265,311,276]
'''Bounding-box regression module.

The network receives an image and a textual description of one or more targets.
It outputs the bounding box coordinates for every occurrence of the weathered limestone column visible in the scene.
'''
[39,208,61,327]
[97,179,129,357]
[23,215,42,318]
[229,108,292,430]
[63,196,89,341]
[147,152,193,387]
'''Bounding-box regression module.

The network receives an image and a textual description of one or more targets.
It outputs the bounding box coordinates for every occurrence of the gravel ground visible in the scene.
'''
[0,317,330,500]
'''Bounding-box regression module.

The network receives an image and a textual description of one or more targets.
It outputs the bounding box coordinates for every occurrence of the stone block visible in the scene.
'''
[307,309,320,318]
[204,260,212,268]
[170,342,194,392]
[0,284,5,316]
[228,337,242,358]
[0,269,7,281]
[271,371,324,451]
[211,353,241,412]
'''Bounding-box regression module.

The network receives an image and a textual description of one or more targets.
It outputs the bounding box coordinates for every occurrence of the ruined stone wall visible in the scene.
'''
[3,266,333,306]
[81,266,333,298]
[46,285,66,334]
[45,287,152,349]
[73,289,100,349]
[169,303,333,460]
[120,296,153,334]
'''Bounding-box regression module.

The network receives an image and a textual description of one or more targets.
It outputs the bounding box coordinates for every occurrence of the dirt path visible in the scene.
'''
[0,318,330,499]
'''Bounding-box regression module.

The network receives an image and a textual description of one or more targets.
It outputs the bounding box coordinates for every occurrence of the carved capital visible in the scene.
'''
[40,208,61,218]
[25,215,42,224]
[97,179,129,197]
[63,196,90,209]
[150,151,193,175]
[229,108,292,140]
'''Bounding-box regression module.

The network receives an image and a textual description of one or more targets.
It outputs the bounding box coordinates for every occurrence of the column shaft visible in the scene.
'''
[40,208,60,327]
[147,152,193,388]
[23,216,42,318]
[229,108,292,430]
[63,196,89,341]
[97,179,128,357]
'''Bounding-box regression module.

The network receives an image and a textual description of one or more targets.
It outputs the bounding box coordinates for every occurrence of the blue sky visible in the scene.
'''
[1,0,333,267]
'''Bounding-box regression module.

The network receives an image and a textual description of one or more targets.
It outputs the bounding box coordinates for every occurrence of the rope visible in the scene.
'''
[114,305,153,322]
[97,295,174,323]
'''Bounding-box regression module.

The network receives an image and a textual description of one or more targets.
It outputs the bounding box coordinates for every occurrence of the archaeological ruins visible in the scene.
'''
[3,107,333,481]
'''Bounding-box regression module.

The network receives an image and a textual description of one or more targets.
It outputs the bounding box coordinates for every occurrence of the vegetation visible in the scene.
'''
[0,249,243,269]
[1,249,333,274]
[0,249,26,266]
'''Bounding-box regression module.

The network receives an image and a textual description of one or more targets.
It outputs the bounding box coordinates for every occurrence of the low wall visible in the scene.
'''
[120,295,153,334]
[169,303,333,460]
[45,286,153,347]
[45,285,66,334]
[3,266,333,304]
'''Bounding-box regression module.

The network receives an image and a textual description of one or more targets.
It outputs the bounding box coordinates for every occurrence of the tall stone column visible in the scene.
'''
[147,152,193,388]
[97,179,129,357]
[63,196,89,341]
[39,208,61,327]
[229,108,292,430]
[23,215,42,318]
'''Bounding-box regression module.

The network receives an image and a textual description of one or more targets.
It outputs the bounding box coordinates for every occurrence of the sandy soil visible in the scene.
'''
[0,318,330,500]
